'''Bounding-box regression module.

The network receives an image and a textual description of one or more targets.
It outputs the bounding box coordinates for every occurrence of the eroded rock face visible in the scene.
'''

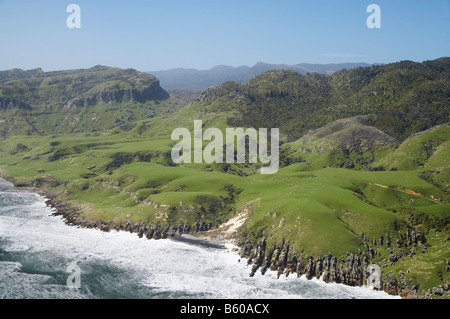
[0,97,32,110]
[236,234,447,299]
[383,272,399,296]
[0,66,170,110]
[66,80,168,108]
[42,191,445,299]
[43,191,212,243]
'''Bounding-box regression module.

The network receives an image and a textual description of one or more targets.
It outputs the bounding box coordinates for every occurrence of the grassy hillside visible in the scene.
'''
[374,124,450,195]
[281,116,399,170]
[0,60,448,297]
[0,66,185,137]
[375,124,449,170]
[0,114,448,297]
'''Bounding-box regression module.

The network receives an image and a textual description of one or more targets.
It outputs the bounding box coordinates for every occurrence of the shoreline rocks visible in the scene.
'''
[40,189,212,241]
[7,183,444,299]
[236,237,432,299]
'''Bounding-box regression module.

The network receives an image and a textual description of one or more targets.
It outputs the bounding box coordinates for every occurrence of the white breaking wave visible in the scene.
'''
[0,189,399,299]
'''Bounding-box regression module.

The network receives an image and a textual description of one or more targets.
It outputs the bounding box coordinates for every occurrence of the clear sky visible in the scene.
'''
[0,0,448,71]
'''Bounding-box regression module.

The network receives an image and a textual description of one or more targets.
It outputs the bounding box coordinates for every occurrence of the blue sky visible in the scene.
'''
[0,0,448,71]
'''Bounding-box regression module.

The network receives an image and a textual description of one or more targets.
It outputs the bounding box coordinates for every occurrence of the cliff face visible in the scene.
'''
[0,66,170,109]
[65,79,169,108]
[0,97,32,110]
[44,188,448,299]
[43,191,213,240]
[0,66,176,137]
[236,236,444,298]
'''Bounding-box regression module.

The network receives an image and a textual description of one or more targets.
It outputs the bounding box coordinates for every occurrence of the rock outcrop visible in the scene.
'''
[236,232,447,299]
[39,189,447,299]
[42,192,212,241]
[65,79,169,108]
[0,97,32,110]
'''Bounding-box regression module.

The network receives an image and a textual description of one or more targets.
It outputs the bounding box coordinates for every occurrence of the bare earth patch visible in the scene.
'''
[197,199,260,246]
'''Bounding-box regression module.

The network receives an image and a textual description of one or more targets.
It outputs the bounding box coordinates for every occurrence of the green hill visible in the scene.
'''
[282,116,399,169]
[0,66,184,137]
[376,124,449,171]
[0,67,44,82]
[196,58,449,141]
[375,124,450,195]
[0,59,449,298]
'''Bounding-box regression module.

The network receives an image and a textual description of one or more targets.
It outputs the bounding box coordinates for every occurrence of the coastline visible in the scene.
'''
[0,177,420,299]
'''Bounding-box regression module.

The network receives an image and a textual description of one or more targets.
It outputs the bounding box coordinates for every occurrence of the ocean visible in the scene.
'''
[0,181,398,299]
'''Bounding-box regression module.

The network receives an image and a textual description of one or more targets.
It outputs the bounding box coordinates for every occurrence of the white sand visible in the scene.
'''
[197,199,259,248]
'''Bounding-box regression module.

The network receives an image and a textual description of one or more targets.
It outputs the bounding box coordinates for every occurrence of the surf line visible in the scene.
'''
[171,120,279,174]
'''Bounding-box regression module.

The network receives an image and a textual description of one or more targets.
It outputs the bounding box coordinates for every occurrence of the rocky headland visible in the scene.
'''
[36,187,449,299]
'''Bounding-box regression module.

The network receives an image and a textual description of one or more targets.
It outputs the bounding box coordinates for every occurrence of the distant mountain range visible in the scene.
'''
[149,62,377,91]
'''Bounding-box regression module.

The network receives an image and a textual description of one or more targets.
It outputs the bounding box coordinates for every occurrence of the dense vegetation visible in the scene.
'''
[197,58,449,141]
[149,62,372,91]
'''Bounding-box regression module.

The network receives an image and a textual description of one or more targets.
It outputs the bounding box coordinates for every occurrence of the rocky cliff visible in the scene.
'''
[65,79,169,108]
[0,66,169,109]
[0,97,32,110]
[236,235,449,298]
